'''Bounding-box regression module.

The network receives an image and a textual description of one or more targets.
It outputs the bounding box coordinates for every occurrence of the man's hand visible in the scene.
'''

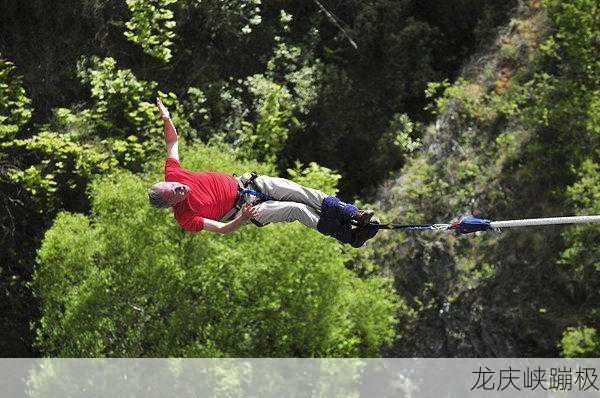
[204,205,259,234]
[241,204,259,220]
[156,97,171,120]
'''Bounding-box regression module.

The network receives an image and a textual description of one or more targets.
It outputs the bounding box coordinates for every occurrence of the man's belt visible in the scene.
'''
[220,172,265,226]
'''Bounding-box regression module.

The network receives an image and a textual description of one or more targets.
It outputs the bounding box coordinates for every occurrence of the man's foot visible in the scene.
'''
[350,223,379,248]
[353,209,375,226]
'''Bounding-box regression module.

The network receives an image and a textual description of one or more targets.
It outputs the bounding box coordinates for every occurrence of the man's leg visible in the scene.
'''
[253,200,354,244]
[253,200,320,229]
[251,175,374,225]
[248,175,375,245]
[251,176,328,210]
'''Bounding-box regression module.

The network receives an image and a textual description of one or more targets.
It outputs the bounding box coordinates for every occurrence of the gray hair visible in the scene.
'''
[148,183,170,208]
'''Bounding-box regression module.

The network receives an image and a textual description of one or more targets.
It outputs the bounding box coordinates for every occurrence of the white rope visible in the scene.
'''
[490,215,600,229]
[313,0,358,50]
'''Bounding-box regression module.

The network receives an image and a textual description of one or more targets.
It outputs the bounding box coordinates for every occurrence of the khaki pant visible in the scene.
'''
[240,175,329,230]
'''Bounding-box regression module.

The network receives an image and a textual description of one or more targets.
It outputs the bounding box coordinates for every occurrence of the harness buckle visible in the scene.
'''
[220,171,264,224]
[238,171,259,189]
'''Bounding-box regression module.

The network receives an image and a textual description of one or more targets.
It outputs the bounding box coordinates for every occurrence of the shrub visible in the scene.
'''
[32,144,399,357]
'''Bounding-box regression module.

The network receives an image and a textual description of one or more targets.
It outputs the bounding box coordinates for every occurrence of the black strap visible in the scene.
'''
[220,172,266,226]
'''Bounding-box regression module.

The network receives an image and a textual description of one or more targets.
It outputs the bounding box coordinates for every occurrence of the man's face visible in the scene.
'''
[154,181,191,206]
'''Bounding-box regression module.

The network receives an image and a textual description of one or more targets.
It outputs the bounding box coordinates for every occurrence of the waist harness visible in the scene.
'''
[220,172,272,226]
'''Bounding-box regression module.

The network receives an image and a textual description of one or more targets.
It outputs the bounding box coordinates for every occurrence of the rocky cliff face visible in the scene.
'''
[371,1,587,357]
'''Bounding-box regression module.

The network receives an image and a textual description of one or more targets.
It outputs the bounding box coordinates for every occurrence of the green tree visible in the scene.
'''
[238,77,294,164]
[33,143,399,357]
[67,56,190,170]
[0,56,32,140]
[287,161,341,196]
[0,57,37,355]
[124,0,178,62]
[559,327,599,358]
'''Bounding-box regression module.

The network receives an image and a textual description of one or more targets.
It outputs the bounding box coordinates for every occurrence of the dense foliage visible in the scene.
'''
[1,0,597,357]
[33,145,398,356]
[374,0,599,357]
[0,0,518,193]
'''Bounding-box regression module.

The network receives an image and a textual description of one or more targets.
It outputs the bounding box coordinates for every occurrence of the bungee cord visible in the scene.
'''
[371,215,600,234]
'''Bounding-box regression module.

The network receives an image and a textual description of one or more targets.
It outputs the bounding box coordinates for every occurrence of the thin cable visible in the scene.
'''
[313,0,358,50]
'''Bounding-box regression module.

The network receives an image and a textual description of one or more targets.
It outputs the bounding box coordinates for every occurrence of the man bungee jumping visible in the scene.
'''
[148,97,379,247]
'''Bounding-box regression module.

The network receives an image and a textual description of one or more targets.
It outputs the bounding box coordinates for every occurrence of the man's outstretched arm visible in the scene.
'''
[203,205,260,234]
[156,97,179,161]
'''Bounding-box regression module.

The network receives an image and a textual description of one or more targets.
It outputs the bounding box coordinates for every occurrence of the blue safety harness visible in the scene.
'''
[220,172,273,225]
[222,173,363,239]
[239,188,273,202]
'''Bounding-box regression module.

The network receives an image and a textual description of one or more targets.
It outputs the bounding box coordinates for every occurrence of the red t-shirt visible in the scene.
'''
[164,158,238,231]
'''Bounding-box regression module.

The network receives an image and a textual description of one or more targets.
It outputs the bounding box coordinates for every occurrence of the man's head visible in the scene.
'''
[148,181,191,208]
